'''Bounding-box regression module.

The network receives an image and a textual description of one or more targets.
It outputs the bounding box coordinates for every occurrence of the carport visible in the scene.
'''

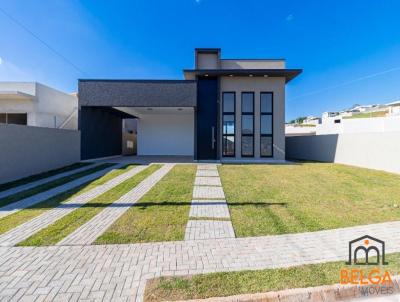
[78,80,197,160]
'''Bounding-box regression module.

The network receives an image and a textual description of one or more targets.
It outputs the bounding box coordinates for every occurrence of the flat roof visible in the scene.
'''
[183,69,302,83]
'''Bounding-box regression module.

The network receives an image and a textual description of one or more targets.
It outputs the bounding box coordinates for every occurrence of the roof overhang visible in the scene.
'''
[78,80,197,107]
[183,69,302,83]
[0,91,35,100]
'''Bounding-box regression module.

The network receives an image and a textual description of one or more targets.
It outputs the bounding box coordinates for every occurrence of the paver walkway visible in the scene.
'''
[58,164,175,246]
[0,220,400,301]
[185,164,235,240]
[0,164,123,219]
[0,165,148,247]
[0,163,99,199]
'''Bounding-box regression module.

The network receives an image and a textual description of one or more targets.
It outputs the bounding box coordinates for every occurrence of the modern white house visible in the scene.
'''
[78,48,302,161]
[0,82,78,129]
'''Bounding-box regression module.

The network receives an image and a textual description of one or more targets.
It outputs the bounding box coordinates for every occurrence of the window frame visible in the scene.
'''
[241,91,254,157]
[260,92,273,158]
[222,92,236,157]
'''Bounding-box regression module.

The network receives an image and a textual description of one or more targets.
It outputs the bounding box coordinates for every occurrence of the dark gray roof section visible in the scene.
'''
[78,80,197,107]
[183,69,302,83]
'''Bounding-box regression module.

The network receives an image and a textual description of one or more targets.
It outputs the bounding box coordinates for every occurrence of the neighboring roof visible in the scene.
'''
[78,80,197,107]
[183,69,302,83]
[0,91,35,100]
[387,100,400,106]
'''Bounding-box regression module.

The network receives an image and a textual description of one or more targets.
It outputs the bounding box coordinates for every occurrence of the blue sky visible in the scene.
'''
[1,0,400,121]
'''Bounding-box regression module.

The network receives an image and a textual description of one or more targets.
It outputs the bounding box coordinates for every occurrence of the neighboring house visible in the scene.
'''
[78,48,302,161]
[302,116,321,125]
[0,82,77,129]
[387,100,400,116]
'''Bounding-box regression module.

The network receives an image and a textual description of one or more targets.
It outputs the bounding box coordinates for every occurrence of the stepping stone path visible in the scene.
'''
[185,164,235,240]
[0,165,149,247]
[0,164,124,219]
[57,164,175,246]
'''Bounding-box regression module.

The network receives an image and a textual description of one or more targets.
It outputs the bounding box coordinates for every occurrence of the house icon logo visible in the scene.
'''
[346,235,388,265]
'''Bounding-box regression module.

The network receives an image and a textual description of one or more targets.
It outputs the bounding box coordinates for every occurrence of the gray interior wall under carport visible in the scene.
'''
[79,107,125,160]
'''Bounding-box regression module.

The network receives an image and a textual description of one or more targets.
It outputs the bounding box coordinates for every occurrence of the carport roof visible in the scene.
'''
[78,80,197,107]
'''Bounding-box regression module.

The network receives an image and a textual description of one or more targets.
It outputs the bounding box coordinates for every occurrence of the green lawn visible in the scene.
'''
[219,163,400,237]
[19,164,160,246]
[0,162,91,192]
[95,164,196,244]
[0,163,113,208]
[343,110,388,119]
[0,164,137,236]
[144,253,400,302]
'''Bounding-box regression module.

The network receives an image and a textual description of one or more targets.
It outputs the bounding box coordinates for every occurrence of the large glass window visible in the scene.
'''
[222,92,235,157]
[260,92,273,157]
[241,92,254,157]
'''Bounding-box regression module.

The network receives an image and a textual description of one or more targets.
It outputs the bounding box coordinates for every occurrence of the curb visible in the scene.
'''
[171,277,400,302]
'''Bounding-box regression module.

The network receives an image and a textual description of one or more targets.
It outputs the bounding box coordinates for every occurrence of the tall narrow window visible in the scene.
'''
[260,92,273,157]
[241,92,254,157]
[222,92,235,157]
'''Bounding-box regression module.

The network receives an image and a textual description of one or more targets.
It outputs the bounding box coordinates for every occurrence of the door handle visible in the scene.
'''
[211,126,216,149]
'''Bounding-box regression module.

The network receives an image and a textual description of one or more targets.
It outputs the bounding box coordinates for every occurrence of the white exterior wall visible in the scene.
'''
[0,124,80,183]
[316,116,400,135]
[220,76,286,160]
[286,132,400,174]
[137,113,194,156]
[0,82,77,129]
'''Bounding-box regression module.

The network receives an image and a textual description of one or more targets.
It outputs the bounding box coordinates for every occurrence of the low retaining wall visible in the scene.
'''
[0,124,80,183]
[286,132,400,174]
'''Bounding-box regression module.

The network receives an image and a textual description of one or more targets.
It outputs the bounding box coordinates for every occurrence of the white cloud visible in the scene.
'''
[0,57,2,65]
[286,14,294,21]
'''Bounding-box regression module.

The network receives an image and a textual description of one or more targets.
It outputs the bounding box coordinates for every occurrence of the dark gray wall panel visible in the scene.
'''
[79,80,197,107]
[80,107,122,160]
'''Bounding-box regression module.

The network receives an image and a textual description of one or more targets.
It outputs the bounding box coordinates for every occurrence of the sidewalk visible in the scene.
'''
[1,220,399,301]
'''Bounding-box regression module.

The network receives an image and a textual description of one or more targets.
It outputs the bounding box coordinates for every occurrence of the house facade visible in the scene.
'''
[0,82,78,129]
[78,48,301,161]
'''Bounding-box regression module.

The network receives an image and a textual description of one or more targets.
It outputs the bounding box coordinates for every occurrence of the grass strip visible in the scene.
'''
[144,253,400,302]
[0,163,113,208]
[95,164,196,244]
[0,162,92,192]
[0,164,137,236]
[18,164,161,246]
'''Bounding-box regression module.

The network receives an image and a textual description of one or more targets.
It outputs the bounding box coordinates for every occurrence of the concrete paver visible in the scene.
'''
[194,177,221,186]
[57,164,175,246]
[193,186,225,199]
[0,164,125,219]
[185,220,235,240]
[0,221,399,301]
[0,163,101,199]
[0,165,149,247]
[189,200,231,218]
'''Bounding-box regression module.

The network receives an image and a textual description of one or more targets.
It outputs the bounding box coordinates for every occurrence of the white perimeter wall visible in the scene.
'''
[0,124,80,183]
[137,113,194,156]
[317,116,400,135]
[286,132,400,174]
